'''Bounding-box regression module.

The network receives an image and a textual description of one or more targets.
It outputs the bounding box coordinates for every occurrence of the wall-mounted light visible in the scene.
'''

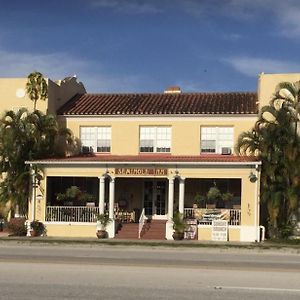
[36,194,43,200]
[249,172,258,183]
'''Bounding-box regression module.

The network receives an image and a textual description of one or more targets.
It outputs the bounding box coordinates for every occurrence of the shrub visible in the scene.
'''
[7,217,27,236]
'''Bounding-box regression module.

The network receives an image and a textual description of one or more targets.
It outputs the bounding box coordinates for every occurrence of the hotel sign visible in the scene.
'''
[115,168,168,176]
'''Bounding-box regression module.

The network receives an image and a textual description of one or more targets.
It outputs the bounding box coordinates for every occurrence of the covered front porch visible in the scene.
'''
[27,155,261,241]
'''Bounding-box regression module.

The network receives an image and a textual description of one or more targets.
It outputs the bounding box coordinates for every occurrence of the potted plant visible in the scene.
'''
[207,186,221,202]
[30,220,45,237]
[172,212,186,240]
[206,185,221,208]
[193,193,206,208]
[216,191,233,209]
[95,213,112,239]
[222,192,234,202]
[56,186,95,206]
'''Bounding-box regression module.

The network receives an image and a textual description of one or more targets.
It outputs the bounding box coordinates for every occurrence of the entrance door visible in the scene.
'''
[143,181,166,218]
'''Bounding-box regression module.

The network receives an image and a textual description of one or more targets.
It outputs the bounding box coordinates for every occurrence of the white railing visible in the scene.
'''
[46,206,100,223]
[138,208,145,239]
[183,208,241,226]
[229,209,241,226]
[184,208,195,219]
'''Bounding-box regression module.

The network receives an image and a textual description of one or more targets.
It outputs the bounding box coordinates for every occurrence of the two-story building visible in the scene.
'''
[27,85,261,242]
[2,72,299,241]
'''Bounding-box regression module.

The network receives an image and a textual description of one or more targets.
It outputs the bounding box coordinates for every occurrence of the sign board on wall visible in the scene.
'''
[212,220,228,241]
[115,168,168,176]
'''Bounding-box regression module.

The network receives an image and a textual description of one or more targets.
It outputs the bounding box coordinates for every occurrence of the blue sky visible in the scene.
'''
[1,0,300,93]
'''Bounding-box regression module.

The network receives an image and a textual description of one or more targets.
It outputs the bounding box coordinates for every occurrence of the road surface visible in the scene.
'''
[0,243,299,299]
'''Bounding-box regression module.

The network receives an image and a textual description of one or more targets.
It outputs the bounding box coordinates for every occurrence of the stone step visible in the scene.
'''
[140,220,166,240]
[115,223,139,239]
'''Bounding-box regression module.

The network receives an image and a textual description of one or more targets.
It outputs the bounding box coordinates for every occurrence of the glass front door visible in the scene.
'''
[143,181,166,217]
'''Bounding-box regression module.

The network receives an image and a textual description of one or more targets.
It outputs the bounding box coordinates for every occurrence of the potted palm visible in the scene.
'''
[95,213,112,239]
[172,212,186,240]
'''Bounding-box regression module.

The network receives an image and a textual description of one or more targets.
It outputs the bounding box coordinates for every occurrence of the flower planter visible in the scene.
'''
[30,230,39,237]
[96,230,108,239]
[172,232,184,240]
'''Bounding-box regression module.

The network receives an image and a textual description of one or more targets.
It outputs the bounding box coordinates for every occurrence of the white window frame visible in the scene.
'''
[200,126,234,154]
[80,126,111,153]
[139,126,171,153]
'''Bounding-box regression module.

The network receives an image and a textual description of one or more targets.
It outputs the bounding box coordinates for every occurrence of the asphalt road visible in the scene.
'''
[0,244,299,300]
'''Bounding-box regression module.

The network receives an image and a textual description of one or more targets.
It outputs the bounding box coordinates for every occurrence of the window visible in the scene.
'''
[140,126,171,153]
[80,127,111,153]
[201,127,233,154]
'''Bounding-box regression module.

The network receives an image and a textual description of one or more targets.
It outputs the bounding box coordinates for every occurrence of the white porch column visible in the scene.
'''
[98,176,105,214]
[179,177,185,214]
[109,177,115,219]
[107,177,115,238]
[166,177,174,240]
[31,172,36,221]
[27,168,36,236]
[168,178,174,220]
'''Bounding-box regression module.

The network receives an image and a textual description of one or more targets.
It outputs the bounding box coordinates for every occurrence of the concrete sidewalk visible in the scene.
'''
[0,234,299,252]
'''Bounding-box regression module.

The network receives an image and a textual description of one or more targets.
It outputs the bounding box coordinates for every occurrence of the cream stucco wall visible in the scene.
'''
[258,73,300,109]
[0,78,47,113]
[198,226,240,242]
[65,116,256,156]
[45,223,96,237]
[0,76,86,116]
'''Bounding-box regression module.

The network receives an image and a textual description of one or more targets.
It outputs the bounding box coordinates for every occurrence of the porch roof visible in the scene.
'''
[27,154,261,166]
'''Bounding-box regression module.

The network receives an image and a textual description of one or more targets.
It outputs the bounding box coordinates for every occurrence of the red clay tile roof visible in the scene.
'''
[29,154,260,164]
[57,92,258,116]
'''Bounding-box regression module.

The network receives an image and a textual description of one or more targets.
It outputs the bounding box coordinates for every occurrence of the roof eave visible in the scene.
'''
[26,160,261,166]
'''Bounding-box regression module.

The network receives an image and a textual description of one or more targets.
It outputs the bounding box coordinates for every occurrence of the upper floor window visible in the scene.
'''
[140,126,171,153]
[201,127,233,154]
[80,127,111,153]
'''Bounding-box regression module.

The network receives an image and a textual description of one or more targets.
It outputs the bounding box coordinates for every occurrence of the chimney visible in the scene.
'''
[164,86,181,94]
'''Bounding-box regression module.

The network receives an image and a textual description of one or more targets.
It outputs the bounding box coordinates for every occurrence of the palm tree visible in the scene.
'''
[237,82,300,238]
[0,109,74,216]
[26,71,48,111]
[271,81,300,144]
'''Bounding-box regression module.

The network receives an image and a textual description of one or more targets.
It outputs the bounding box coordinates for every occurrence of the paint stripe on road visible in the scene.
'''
[214,286,300,293]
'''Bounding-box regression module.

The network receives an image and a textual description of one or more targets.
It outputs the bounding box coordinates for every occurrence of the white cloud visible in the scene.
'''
[179,0,300,37]
[88,0,300,37]
[90,0,162,14]
[224,56,300,77]
[0,49,147,92]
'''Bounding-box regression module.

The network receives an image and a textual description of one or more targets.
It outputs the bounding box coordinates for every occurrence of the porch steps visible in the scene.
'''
[141,220,166,240]
[115,223,139,239]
